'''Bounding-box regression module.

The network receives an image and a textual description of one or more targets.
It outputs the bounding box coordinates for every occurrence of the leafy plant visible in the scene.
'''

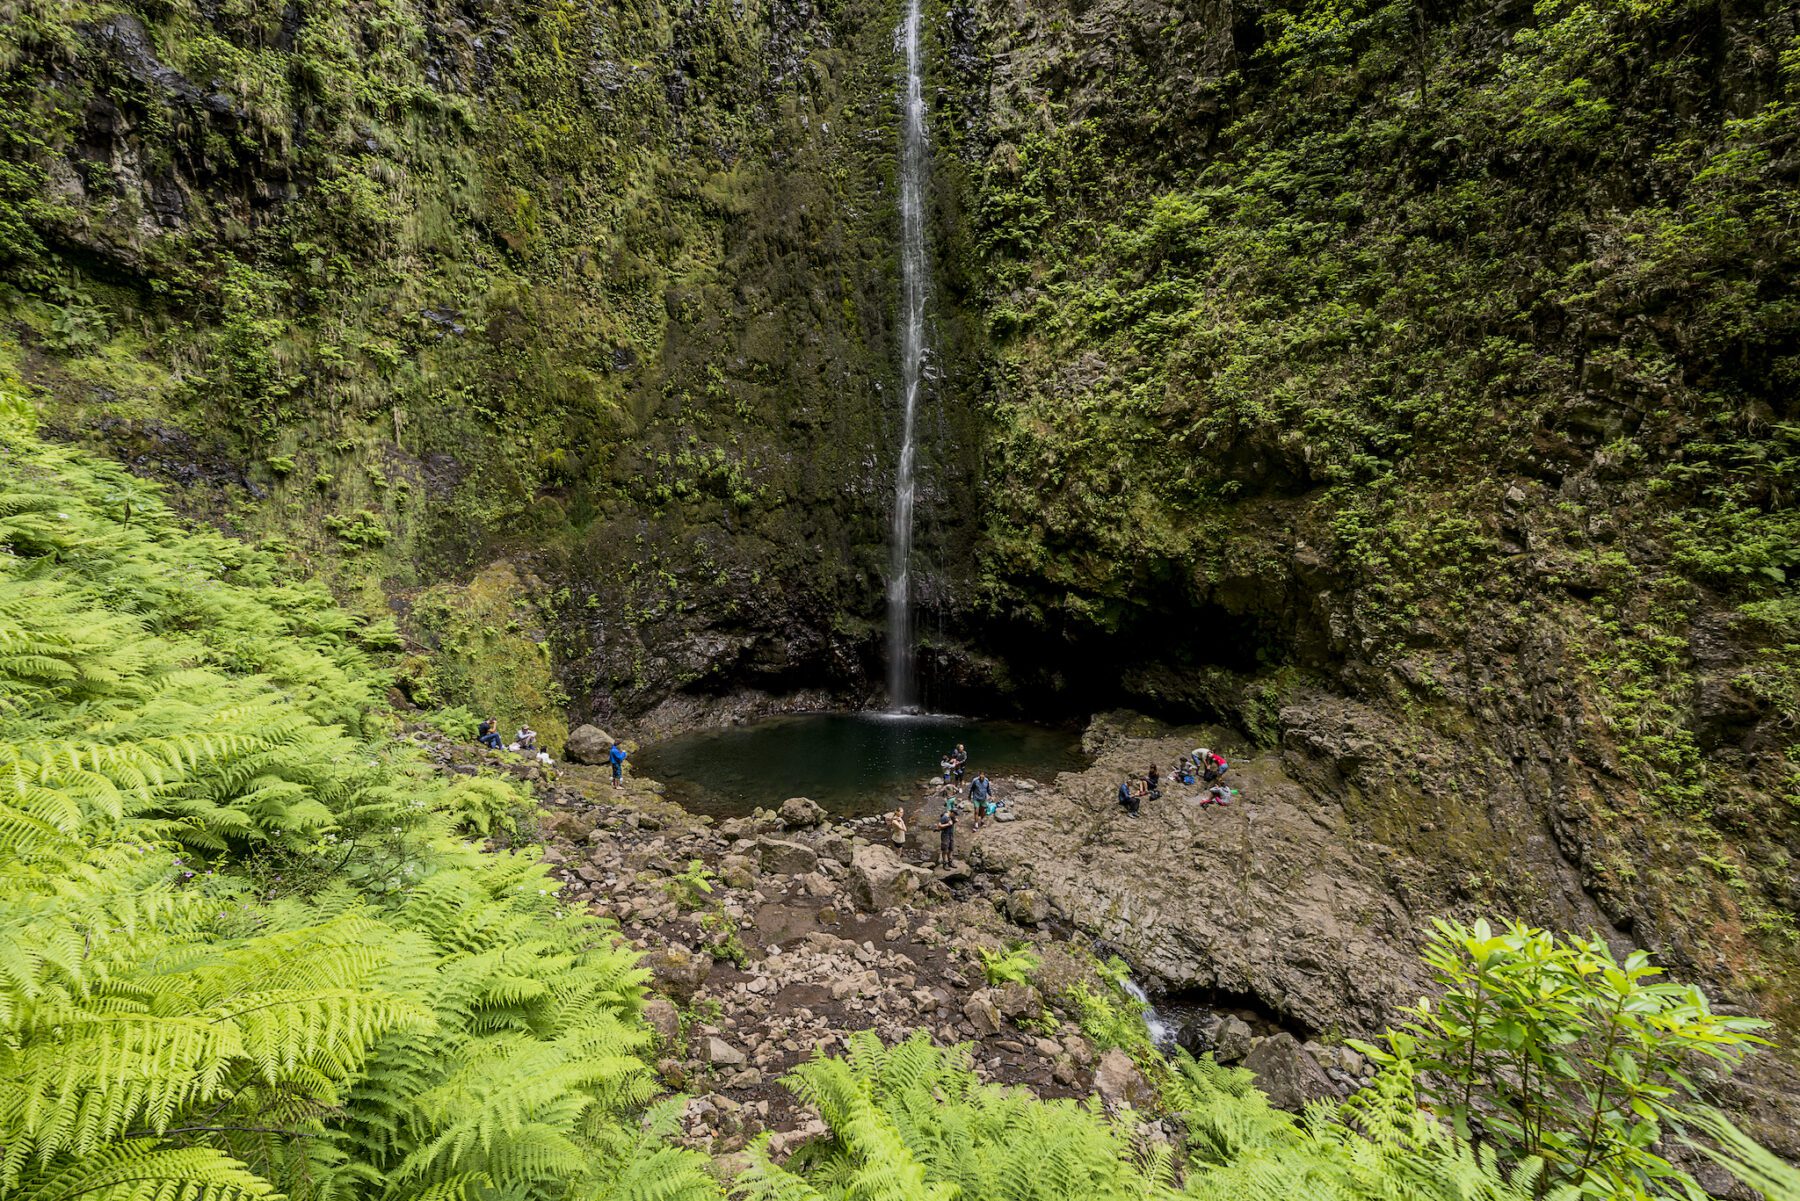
[976,944,1040,987]
[663,858,718,910]
[699,909,748,967]
[1358,918,1769,1198]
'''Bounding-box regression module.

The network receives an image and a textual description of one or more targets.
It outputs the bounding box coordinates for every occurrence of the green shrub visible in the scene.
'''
[1358,918,1770,1198]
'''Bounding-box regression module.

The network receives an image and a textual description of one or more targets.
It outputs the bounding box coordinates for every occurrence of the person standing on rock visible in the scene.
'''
[936,803,956,868]
[608,741,628,789]
[969,771,993,830]
[951,743,968,783]
[885,806,908,849]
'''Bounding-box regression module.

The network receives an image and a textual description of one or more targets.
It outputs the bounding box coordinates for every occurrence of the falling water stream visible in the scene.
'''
[885,0,930,712]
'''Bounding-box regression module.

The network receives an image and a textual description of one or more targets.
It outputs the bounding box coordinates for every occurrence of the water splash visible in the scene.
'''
[886,0,931,713]
[1120,975,1177,1049]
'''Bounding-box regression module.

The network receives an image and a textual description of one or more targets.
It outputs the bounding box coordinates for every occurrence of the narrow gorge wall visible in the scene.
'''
[0,0,987,725]
[933,0,1800,1105]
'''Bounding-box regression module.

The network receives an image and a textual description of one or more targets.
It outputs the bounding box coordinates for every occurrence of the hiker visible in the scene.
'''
[969,771,993,830]
[885,806,908,848]
[1117,777,1139,817]
[936,804,956,868]
[940,755,955,784]
[608,741,628,789]
[950,743,968,783]
[1198,784,1232,806]
[1145,763,1162,802]
[1198,747,1229,783]
[514,725,538,751]
[1175,755,1198,786]
[477,716,503,749]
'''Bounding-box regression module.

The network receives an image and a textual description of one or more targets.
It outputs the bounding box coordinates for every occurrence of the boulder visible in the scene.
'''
[755,838,820,876]
[1005,888,1049,926]
[962,992,1002,1037]
[797,871,838,898]
[779,796,828,829]
[646,945,711,1003]
[539,808,596,842]
[564,724,615,765]
[1243,1032,1336,1111]
[1176,1013,1224,1058]
[1214,1016,1254,1064]
[643,998,681,1048]
[848,844,929,911]
[1093,1048,1156,1109]
[994,980,1043,1020]
[818,831,856,865]
[705,1037,747,1067]
[719,854,758,889]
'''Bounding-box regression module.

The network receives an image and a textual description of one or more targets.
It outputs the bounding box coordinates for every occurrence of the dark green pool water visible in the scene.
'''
[633,712,1086,820]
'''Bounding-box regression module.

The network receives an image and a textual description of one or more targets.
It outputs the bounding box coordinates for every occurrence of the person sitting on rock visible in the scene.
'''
[515,725,538,751]
[477,716,503,750]
[936,804,956,869]
[1145,763,1162,803]
[1117,777,1139,817]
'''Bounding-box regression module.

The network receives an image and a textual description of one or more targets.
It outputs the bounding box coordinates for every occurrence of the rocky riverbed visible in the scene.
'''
[424,721,1392,1157]
[427,705,1800,1163]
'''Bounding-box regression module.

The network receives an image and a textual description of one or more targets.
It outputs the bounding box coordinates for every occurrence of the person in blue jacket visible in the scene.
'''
[608,741,628,789]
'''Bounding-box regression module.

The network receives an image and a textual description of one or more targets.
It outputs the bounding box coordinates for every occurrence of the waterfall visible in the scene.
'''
[1120,976,1177,1049]
[886,0,930,713]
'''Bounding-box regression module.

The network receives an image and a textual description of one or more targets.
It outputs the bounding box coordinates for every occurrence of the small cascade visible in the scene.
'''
[885,0,931,712]
[1120,975,1177,1050]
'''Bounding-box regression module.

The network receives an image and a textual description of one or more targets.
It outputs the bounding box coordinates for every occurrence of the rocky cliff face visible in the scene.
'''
[0,0,987,723]
[927,0,1800,1073]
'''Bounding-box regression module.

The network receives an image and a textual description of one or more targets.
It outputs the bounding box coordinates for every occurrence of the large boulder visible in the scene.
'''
[755,837,820,876]
[1243,1032,1336,1111]
[1215,1016,1254,1064]
[565,724,615,765]
[994,980,1043,1020]
[1093,1048,1156,1110]
[704,1037,747,1067]
[779,796,828,829]
[848,844,930,911]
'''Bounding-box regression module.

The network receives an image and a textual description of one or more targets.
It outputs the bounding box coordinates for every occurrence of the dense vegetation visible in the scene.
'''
[2,401,1794,1199]
[952,0,1800,1030]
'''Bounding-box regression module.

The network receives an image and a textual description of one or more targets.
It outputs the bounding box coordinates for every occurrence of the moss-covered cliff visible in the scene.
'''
[0,0,996,735]
[940,0,1800,1044]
